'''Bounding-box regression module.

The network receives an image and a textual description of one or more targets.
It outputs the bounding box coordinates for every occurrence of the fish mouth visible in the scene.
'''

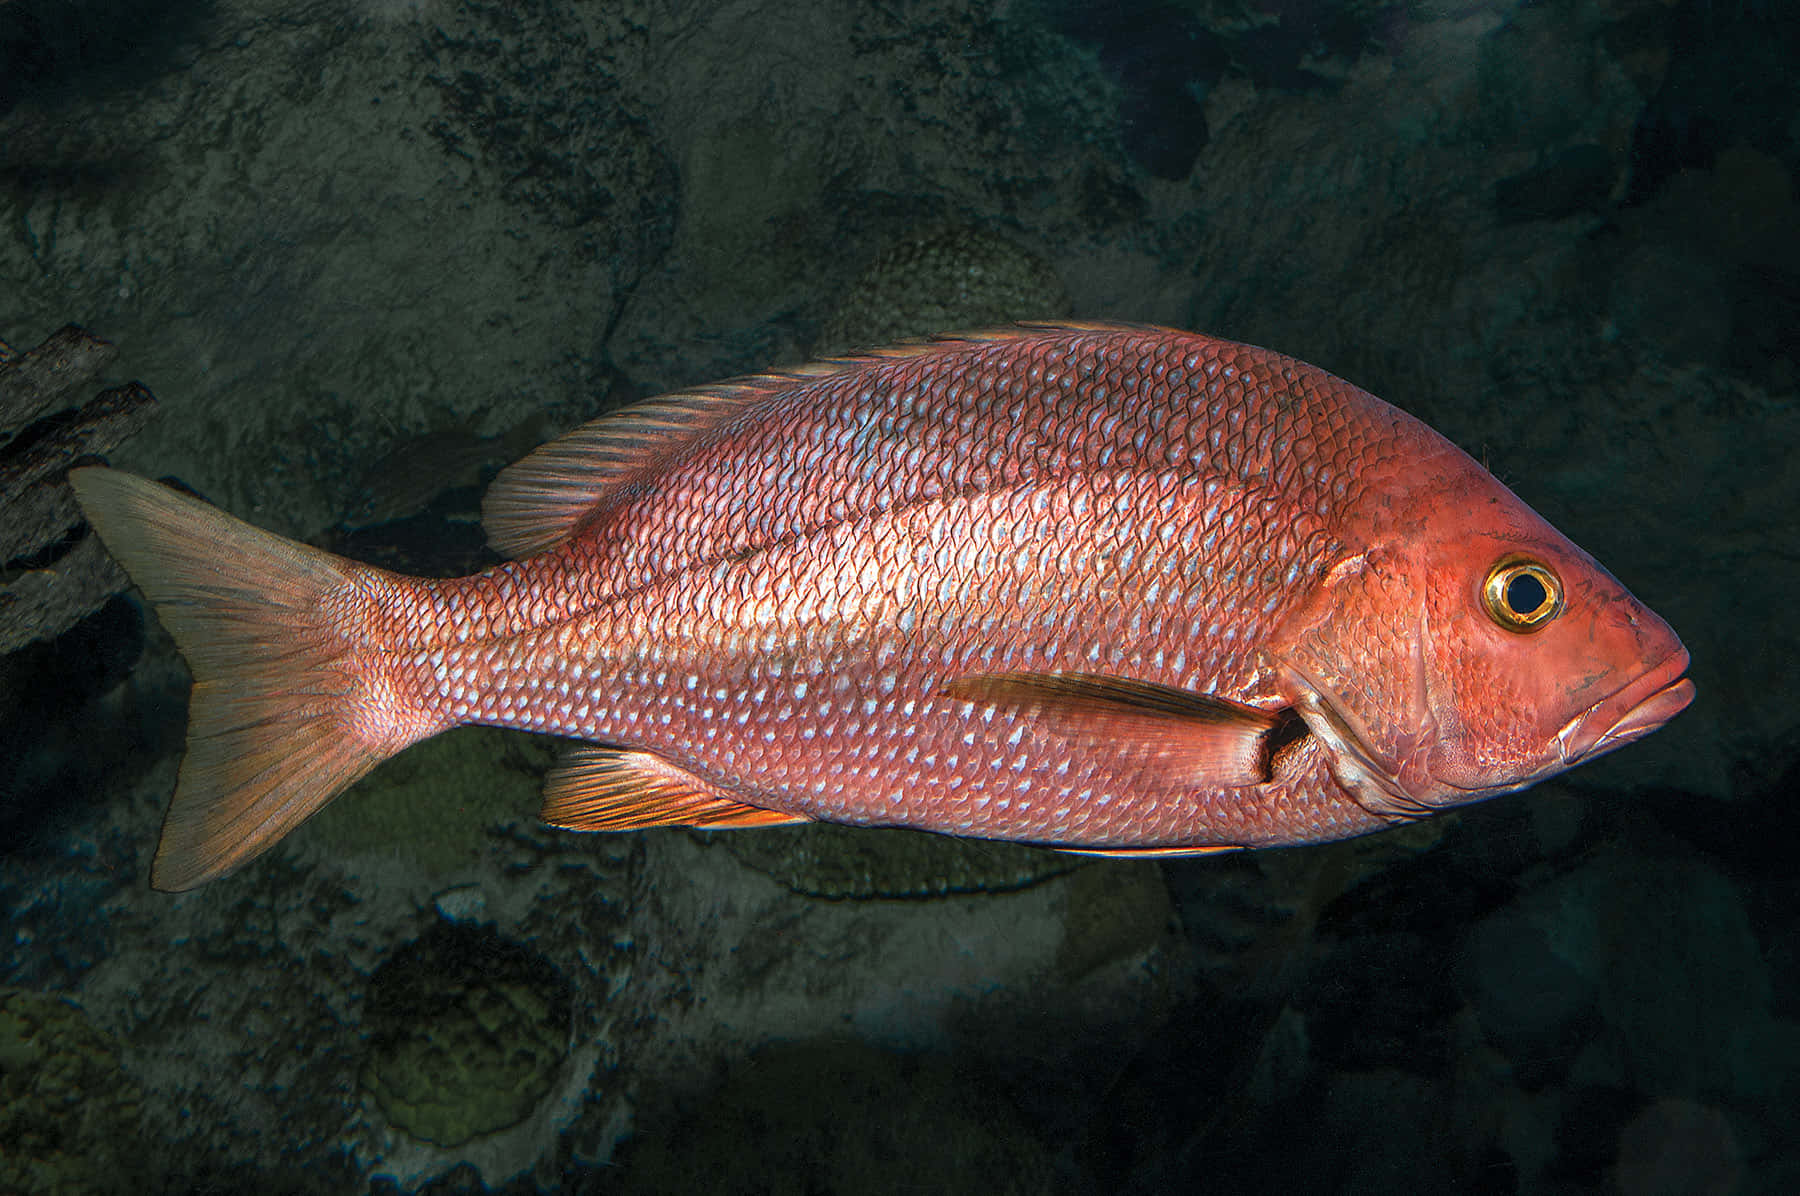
[1555,647,1695,767]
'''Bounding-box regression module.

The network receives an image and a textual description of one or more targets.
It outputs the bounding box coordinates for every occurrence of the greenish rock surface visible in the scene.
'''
[711,822,1084,899]
[0,0,1788,1189]
[298,726,552,878]
[360,925,574,1148]
[1052,858,1174,982]
[0,988,142,1196]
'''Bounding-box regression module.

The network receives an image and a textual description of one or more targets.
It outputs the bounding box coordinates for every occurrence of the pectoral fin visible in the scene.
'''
[944,670,1299,788]
[542,748,810,832]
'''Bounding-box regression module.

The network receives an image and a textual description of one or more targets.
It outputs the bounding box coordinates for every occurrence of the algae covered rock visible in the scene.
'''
[0,987,143,1196]
[815,224,1072,356]
[298,726,553,879]
[360,924,574,1148]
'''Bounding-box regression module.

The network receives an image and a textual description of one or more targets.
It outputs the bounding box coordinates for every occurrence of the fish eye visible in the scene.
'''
[1482,555,1562,632]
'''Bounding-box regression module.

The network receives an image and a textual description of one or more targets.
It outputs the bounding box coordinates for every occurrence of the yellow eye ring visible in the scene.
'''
[1483,555,1563,632]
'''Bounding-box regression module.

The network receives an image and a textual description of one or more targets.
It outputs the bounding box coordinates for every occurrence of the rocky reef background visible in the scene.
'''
[0,0,1795,1192]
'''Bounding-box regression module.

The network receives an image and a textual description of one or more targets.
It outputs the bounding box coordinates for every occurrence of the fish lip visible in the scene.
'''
[1555,647,1695,767]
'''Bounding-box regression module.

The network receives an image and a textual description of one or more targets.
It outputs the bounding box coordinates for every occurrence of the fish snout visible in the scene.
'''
[1555,646,1694,766]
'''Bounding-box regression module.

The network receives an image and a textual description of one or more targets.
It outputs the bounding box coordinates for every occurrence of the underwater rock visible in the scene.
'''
[1052,860,1173,983]
[628,830,1190,1141]
[45,787,635,1194]
[1459,845,1771,1098]
[814,223,1071,356]
[1614,1098,1743,1196]
[1170,818,1449,1002]
[1493,144,1616,223]
[0,0,206,117]
[0,987,143,1196]
[2,0,663,538]
[1054,0,1400,180]
[609,1038,1056,1196]
[334,411,550,536]
[430,883,489,926]
[711,822,1083,900]
[360,924,575,1148]
[0,324,155,653]
[0,2,1785,1191]
[605,1,1120,389]
[1318,1067,1456,1193]
[1457,889,1596,1088]
[1052,5,1225,180]
[1246,1003,1311,1107]
[1611,144,1800,389]
[0,325,116,426]
[1624,0,1800,204]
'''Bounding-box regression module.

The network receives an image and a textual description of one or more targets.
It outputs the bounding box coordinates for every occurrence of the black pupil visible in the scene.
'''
[1505,572,1548,617]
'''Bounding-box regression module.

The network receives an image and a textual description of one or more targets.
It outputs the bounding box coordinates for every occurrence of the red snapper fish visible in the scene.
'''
[71,323,1694,891]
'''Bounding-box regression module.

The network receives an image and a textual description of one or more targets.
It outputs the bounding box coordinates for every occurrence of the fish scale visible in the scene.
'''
[69,322,1692,890]
[529,331,1369,597]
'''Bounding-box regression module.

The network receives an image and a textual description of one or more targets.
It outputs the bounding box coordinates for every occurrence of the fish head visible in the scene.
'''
[1272,462,1694,820]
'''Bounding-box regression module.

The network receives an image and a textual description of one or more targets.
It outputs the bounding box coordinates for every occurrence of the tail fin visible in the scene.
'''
[69,467,424,891]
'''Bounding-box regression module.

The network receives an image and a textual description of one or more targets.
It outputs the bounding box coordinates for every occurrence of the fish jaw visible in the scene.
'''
[1553,645,1695,768]
[1280,636,1697,822]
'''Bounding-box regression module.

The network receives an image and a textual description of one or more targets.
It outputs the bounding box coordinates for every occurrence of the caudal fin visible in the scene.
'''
[69,467,423,891]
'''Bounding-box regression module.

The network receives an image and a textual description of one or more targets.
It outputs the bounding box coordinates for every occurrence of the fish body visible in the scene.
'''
[70,323,1693,891]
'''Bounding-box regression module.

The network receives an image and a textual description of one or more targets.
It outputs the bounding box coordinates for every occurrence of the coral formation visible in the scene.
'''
[360,924,574,1148]
[297,727,553,878]
[814,224,1071,356]
[0,987,143,1196]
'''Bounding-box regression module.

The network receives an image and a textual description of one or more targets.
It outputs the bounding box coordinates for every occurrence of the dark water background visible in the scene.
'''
[1,1,1796,1192]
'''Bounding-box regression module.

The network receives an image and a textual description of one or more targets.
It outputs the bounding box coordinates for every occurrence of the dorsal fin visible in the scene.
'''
[540,747,809,832]
[481,323,1158,558]
[483,388,767,558]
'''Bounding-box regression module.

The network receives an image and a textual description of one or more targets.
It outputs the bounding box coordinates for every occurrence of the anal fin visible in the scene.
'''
[542,747,810,832]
